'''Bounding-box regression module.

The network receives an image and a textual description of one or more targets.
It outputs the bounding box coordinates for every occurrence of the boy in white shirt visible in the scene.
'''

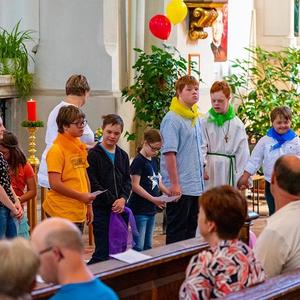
[238,106,300,215]
[201,81,249,190]
[38,75,94,188]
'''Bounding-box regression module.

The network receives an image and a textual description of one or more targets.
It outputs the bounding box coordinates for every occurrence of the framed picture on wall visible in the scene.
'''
[188,54,200,79]
[211,4,228,62]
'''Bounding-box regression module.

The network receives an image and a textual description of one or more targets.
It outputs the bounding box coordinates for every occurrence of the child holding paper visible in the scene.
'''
[43,106,95,233]
[238,106,300,215]
[127,129,170,251]
[87,114,133,263]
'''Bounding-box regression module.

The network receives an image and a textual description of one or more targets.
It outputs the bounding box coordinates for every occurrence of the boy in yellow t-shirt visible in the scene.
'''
[43,106,95,232]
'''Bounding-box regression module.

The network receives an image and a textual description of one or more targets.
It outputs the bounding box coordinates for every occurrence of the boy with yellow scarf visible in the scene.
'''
[160,75,205,244]
[43,106,95,232]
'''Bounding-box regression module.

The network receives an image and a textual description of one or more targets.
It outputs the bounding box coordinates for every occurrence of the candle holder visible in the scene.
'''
[21,120,44,166]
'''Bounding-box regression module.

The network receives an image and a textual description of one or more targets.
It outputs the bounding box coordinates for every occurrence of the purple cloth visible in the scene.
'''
[108,207,138,255]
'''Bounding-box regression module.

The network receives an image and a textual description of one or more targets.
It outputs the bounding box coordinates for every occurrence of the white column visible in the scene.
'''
[35,0,111,90]
[255,0,297,50]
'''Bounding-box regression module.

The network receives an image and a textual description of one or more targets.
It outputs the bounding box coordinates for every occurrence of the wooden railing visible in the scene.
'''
[32,249,300,300]
[223,268,300,300]
[32,238,209,300]
[26,186,46,233]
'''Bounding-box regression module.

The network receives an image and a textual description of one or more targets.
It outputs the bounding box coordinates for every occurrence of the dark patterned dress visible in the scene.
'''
[0,153,14,206]
[179,239,265,299]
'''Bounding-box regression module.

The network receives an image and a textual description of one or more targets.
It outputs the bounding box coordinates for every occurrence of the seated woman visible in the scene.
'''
[179,185,265,300]
[0,237,40,300]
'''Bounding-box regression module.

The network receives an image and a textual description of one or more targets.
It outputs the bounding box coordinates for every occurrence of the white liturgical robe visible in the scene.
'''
[201,116,249,190]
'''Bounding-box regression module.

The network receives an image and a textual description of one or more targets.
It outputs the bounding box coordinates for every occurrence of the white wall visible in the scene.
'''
[35,0,111,91]
[255,0,297,50]
[169,0,254,113]
[0,0,39,73]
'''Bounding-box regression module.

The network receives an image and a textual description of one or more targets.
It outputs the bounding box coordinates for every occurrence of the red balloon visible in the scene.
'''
[149,15,171,40]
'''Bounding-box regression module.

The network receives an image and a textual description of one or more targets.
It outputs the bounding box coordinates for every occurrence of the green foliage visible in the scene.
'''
[21,120,44,128]
[0,20,34,98]
[225,47,300,140]
[122,45,200,140]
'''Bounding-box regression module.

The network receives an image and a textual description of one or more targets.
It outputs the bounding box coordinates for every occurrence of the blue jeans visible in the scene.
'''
[16,215,30,239]
[133,214,155,251]
[0,206,17,239]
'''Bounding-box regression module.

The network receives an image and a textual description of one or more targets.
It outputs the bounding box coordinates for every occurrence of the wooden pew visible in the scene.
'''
[32,238,209,300]
[223,268,300,300]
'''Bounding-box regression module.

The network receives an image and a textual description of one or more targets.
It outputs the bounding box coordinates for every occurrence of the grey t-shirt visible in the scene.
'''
[160,111,205,196]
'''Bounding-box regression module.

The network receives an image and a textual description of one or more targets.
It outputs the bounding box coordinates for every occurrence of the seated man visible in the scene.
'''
[31,217,118,300]
[0,237,40,300]
[254,155,300,277]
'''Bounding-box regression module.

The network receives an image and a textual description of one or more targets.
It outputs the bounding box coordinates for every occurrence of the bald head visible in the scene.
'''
[31,217,84,253]
[274,155,300,196]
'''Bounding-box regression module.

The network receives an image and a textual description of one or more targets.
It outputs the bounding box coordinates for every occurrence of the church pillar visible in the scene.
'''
[255,0,297,50]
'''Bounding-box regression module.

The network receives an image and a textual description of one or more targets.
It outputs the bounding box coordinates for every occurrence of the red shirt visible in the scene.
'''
[10,162,35,197]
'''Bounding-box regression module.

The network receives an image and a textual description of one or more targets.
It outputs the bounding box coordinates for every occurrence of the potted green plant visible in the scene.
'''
[122,44,200,141]
[225,47,300,142]
[0,20,34,98]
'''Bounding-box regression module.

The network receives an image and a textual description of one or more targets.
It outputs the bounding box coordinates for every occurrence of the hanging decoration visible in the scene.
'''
[149,15,172,40]
[166,0,188,25]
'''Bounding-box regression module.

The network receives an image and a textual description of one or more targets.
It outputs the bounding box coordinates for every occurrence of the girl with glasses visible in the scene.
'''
[127,129,170,251]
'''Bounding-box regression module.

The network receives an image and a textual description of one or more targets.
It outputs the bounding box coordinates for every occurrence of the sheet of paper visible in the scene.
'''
[157,195,179,203]
[91,189,107,197]
[36,275,45,283]
[110,249,152,264]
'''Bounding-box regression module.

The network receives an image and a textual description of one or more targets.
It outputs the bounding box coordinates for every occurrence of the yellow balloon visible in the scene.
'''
[166,0,188,25]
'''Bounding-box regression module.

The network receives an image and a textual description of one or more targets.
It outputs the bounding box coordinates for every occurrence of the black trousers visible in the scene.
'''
[166,194,199,244]
[88,209,129,264]
[88,209,110,264]
[265,180,275,216]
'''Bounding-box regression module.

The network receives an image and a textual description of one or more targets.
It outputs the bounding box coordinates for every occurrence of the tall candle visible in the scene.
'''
[27,99,37,121]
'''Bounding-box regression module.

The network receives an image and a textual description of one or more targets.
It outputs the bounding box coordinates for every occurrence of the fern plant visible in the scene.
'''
[0,20,34,98]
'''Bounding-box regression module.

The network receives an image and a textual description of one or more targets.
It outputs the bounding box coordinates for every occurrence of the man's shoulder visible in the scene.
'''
[260,203,300,236]
[50,279,117,300]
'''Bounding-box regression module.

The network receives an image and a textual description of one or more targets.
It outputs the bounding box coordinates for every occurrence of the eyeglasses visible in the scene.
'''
[71,119,87,128]
[38,246,65,260]
[148,143,161,152]
[38,246,53,256]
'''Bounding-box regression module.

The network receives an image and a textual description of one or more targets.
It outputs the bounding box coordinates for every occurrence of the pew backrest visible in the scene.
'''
[223,268,300,300]
[32,237,209,300]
